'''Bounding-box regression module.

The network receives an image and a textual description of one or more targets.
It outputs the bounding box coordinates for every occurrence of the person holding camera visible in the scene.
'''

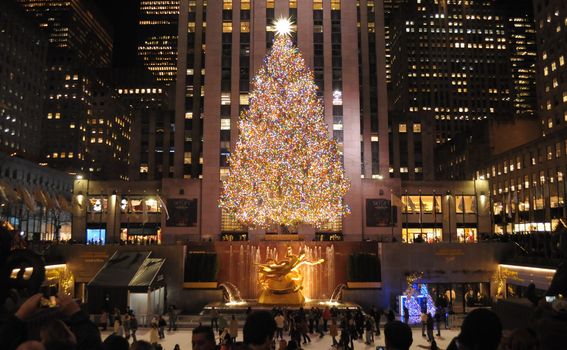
[0,293,102,350]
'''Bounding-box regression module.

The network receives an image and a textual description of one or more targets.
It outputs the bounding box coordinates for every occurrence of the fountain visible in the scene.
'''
[218,282,246,305]
[202,243,363,314]
[329,283,347,303]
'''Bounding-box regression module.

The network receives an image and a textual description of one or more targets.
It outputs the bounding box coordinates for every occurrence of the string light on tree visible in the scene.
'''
[219,18,350,229]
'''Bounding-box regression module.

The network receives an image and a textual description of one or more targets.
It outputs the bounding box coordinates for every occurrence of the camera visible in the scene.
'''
[40,291,57,308]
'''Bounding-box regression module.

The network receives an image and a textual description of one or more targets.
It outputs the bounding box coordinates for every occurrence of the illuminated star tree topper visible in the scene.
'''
[219,18,350,229]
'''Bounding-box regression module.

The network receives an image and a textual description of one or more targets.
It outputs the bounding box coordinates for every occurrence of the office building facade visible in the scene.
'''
[16,0,130,179]
[168,0,390,237]
[0,0,47,159]
[473,0,567,234]
[138,0,180,85]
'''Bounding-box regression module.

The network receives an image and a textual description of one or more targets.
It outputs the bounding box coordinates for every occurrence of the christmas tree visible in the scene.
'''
[219,18,350,229]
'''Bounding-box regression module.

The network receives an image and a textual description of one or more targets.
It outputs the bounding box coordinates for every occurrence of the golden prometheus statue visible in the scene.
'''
[257,246,324,305]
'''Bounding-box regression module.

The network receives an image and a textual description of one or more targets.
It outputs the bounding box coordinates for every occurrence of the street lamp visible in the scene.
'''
[76,171,91,243]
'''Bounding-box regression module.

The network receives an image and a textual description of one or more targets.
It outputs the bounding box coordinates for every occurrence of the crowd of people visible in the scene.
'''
[1,291,566,350]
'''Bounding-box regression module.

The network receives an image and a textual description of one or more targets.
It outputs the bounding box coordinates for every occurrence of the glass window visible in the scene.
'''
[455,195,476,214]
[420,196,442,213]
[86,228,105,245]
[129,199,161,213]
[402,228,442,243]
[402,195,420,213]
[457,227,477,243]
[399,123,407,133]
[220,118,231,130]
[88,198,108,213]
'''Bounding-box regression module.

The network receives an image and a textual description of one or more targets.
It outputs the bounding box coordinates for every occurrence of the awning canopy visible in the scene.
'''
[129,258,166,292]
[88,251,165,291]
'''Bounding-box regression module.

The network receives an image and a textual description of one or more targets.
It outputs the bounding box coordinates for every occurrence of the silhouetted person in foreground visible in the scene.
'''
[446,308,502,350]
[102,334,129,350]
[547,222,567,297]
[243,311,277,350]
[384,321,412,350]
[0,293,101,350]
[192,326,216,350]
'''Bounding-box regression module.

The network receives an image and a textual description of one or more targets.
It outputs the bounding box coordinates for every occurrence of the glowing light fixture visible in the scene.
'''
[273,17,294,37]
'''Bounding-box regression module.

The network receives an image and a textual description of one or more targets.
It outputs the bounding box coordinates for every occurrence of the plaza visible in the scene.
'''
[1,0,567,349]
[99,323,461,350]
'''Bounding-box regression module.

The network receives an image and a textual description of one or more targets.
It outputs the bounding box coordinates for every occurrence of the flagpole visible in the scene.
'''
[546,177,551,233]
[461,192,466,242]
[404,190,409,243]
[127,191,131,244]
[419,190,423,239]
[99,193,104,243]
[555,171,561,221]
[563,165,567,219]
[529,182,534,232]
[433,191,437,241]
[448,191,452,243]
[474,180,479,237]
[390,189,394,242]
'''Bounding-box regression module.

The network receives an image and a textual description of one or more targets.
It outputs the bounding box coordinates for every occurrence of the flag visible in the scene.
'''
[19,186,38,213]
[58,195,71,212]
[433,196,440,213]
[407,196,416,212]
[90,198,98,221]
[419,197,424,212]
[535,184,541,199]
[470,196,477,213]
[505,192,512,218]
[391,192,403,207]
[458,196,465,212]
[0,180,19,201]
[33,188,49,208]
[157,195,170,220]
[0,183,8,202]
[48,193,60,211]
[142,199,148,224]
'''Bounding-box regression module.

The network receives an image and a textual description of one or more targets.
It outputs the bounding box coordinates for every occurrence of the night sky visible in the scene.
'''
[98,0,140,68]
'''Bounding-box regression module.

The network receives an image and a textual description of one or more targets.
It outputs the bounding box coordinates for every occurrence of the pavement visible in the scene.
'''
[100,325,460,350]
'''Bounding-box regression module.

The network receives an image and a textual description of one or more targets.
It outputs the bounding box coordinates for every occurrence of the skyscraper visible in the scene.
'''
[0,0,47,159]
[468,0,567,234]
[17,0,131,179]
[534,0,567,132]
[138,0,180,85]
[497,0,537,119]
[390,0,515,144]
[167,0,390,236]
[388,0,539,182]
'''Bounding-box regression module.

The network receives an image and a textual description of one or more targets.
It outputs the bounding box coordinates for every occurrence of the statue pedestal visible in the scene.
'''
[258,290,305,305]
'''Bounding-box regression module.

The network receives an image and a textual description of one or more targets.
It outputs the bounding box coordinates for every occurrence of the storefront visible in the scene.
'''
[402,223,443,243]
[498,264,555,299]
[87,251,166,316]
[456,224,477,243]
[427,282,491,313]
[120,223,161,244]
[86,224,106,245]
